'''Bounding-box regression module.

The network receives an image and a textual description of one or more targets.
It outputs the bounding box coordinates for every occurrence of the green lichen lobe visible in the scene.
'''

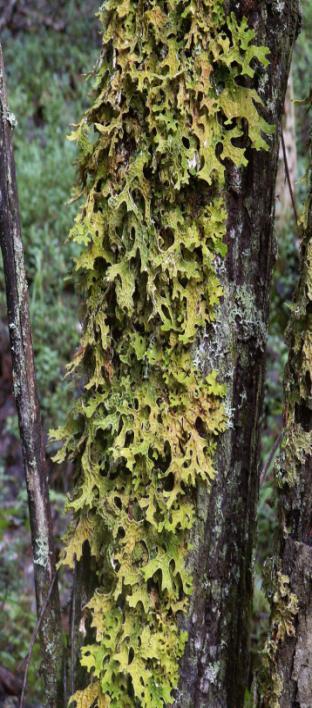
[52,2,272,705]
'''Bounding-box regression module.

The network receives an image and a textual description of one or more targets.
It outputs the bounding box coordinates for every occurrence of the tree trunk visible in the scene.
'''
[178,3,299,706]
[261,159,312,707]
[56,2,299,707]
[275,72,298,224]
[0,44,64,706]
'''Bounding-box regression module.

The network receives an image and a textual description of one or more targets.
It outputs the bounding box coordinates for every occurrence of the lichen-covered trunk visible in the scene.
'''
[55,2,299,707]
[178,3,299,706]
[261,160,312,707]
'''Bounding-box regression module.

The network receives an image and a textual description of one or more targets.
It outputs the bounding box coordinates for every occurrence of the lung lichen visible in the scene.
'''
[52,2,272,705]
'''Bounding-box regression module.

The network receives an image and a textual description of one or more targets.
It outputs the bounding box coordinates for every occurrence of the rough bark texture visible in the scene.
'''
[276,540,312,707]
[177,2,300,706]
[0,44,64,706]
[271,169,312,707]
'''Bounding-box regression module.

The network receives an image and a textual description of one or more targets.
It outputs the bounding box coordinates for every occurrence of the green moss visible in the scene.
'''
[53,2,272,705]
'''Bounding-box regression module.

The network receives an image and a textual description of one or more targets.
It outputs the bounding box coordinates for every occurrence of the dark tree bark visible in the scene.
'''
[177,2,300,706]
[263,162,312,706]
[0,44,64,706]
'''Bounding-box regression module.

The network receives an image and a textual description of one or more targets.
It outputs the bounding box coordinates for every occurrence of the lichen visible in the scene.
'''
[260,571,298,707]
[276,174,312,488]
[34,535,49,568]
[51,2,272,705]
[259,159,312,706]
[229,284,267,349]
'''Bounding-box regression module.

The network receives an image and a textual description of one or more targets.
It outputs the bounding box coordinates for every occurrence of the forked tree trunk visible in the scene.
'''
[178,3,299,706]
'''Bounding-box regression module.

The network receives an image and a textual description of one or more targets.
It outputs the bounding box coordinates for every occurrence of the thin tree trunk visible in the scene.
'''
[262,162,312,707]
[177,2,300,706]
[276,72,298,224]
[0,44,64,706]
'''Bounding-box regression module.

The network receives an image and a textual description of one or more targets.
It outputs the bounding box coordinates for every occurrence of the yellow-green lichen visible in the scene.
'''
[52,2,272,705]
[260,571,299,707]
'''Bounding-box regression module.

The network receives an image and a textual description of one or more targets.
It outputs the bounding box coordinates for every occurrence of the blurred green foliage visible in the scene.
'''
[0,461,43,700]
[0,3,99,699]
[0,6,99,428]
